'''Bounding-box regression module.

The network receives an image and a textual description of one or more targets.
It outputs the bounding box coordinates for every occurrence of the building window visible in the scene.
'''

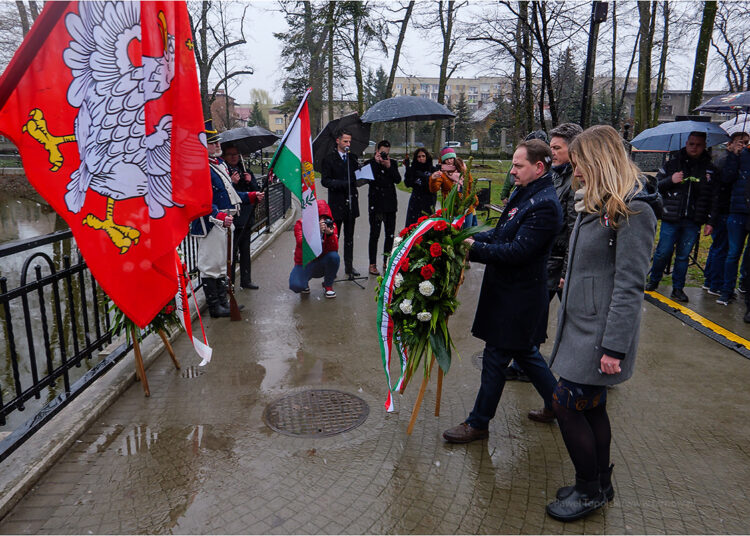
[469,86,478,94]
[396,83,402,89]
[421,84,429,91]
[275,117,283,124]
[275,129,283,135]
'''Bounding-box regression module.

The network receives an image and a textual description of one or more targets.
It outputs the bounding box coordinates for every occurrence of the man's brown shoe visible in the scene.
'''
[442,423,489,443]
[528,407,555,423]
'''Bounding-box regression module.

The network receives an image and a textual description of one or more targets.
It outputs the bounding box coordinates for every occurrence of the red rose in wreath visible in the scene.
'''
[415,236,423,245]
[417,216,428,224]
[434,220,448,231]
[429,243,443,257]
[165,305,175,314]
[399,227,409,238]
[401,257,410,272]
[420,264,435,279]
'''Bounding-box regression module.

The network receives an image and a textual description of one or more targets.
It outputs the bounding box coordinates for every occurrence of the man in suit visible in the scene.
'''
[321,129,361,276]
[443,139,563,443]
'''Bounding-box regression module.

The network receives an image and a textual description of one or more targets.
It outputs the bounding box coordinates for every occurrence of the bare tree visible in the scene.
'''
[711,2,750,92]
[652,1,669,127]
[384,1,415,98]
[634,1,656,134]
[188,1,254,119]
[689,0,717,112]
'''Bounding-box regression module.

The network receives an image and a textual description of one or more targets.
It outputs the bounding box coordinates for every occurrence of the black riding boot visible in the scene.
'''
[203,278,230,318]
[217,277,244,311]
[556,464,615,502]
[546,477,606,522]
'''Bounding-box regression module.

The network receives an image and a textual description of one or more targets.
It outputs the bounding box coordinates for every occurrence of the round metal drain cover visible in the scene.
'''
[264,389,369,437]
[472,351,484,370]
[181,366,204,379]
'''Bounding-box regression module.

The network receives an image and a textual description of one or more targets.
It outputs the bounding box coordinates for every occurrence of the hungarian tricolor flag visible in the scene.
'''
[269,89,322,265]
[0,1,211,328]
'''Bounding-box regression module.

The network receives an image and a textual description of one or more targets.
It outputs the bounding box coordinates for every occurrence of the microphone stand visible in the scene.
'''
[336,146,367,289]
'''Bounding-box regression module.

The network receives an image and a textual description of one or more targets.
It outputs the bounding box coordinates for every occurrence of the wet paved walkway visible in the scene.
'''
[2,190,750,534]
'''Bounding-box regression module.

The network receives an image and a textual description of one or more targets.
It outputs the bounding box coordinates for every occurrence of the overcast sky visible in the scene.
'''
[232,1,727,106]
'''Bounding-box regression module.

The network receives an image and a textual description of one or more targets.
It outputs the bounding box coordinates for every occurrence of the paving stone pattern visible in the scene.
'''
[1,190,749,534]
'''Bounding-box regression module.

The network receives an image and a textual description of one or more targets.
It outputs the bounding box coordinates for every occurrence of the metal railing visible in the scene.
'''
[0,179,290,461]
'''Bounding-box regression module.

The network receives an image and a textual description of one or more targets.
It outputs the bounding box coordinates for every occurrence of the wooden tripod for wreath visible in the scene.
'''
[402,354,443,435]
[130,327,181,397]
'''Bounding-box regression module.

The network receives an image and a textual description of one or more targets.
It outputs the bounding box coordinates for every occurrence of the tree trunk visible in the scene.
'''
[28,1,39,20]
[386,1,415,98]
[651,1,669,127]
[513,7,524,141]
[634,1,653,135]
[520,1,534,134]
[327,2,335,122]
[433,0,456,155]
[616,25,640,126]
[531,1,557,126]
[610,0,617,126]
[15,1,30,36]
[689,1,717,112]
[353,23,364,116]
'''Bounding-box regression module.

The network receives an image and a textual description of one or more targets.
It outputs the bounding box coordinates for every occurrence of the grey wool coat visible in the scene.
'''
[549,188,659,386]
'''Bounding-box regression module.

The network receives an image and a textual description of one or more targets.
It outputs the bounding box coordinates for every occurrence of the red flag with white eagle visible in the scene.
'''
[0,1,211,328]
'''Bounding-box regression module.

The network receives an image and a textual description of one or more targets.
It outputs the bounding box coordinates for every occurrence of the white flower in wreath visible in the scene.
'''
[418,280,435,296]
[394,273,404,288]
[417,311,432,322]
[399,299,413,314]
[392,236,403,250]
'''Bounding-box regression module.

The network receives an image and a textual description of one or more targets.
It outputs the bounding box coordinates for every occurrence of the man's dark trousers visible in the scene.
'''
[335,216,356,273]
[466,345,557,430]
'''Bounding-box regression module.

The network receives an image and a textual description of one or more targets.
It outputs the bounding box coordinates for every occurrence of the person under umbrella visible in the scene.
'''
[364,140,401,276]
[222,143,264,290]
[403,147,438,227]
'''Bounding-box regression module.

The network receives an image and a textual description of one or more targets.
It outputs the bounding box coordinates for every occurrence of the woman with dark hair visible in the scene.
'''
[545,125,660,521]
[403,147,438,227]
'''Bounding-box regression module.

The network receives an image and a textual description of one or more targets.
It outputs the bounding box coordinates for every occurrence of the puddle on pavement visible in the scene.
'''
[259,349,344,391]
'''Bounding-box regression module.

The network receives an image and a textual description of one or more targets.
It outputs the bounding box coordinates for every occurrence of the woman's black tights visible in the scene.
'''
[552,401,611,481]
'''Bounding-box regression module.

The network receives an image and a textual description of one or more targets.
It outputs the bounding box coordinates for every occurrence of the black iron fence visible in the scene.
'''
[0,179,290,461]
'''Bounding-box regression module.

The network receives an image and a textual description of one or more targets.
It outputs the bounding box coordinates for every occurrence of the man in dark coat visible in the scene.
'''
[645,132,716,303]
[223,143,264,289]
[443,139,563,444]
[365,140,401,275]
[321,129,361,276]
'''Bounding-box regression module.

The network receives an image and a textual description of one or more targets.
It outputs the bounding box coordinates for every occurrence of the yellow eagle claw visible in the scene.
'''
[21,108,75,172]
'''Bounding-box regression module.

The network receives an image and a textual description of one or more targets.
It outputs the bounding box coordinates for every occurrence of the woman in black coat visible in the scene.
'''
[403,148,438,227]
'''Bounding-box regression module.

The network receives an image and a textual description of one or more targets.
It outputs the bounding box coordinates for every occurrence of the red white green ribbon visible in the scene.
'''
[175,250,212,366]
[377,217,444,412]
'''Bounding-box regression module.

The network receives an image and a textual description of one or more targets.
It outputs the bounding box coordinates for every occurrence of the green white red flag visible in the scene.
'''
[268,88,322,265]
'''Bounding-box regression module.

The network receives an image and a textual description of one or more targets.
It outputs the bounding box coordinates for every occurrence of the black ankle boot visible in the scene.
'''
[546,477,606,522]
[556,464,615,502]
[203,279,230,318]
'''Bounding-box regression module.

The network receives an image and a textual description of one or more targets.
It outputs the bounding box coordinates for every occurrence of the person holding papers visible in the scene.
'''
[364,140,402,275]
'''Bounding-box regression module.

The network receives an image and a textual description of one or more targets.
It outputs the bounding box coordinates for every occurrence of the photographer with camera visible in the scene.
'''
[365,140,402,275]
[288,200,340,299]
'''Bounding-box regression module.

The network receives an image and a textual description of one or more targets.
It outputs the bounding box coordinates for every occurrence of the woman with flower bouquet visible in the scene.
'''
[441,139,562,444]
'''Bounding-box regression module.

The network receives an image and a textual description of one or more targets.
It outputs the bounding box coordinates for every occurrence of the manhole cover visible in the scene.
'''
[181,366,204,379]
[472,351,484,370]
[263,389,369,437]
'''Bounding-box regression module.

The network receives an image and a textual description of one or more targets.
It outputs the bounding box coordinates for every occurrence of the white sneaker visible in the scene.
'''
[324,287,336,299]
[301,287,310,294]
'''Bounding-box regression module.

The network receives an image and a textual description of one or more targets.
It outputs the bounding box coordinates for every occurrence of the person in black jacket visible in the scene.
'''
[365,140,402,275]
[223,143,264,289]
[321,129,361,276]
[442,139,562,444]
[703,132,747,296]
[645,132,716,303]
[403,148,438,227]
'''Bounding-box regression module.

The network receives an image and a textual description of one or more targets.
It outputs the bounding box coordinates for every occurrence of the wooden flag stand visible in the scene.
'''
[404,353,445,435]
[130,326,182,397]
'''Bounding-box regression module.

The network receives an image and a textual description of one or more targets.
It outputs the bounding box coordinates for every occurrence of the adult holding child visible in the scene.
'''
[545,125,660,521]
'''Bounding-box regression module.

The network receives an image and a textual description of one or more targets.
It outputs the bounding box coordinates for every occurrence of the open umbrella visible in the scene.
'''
[361,96,455,156]
[219,126,279,154]
[694,91,750,113]
[312,113,371,172]
[721,114,750,135]
[630,120,729,152]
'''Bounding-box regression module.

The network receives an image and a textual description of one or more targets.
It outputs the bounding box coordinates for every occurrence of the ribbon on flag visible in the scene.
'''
[175,250,212,366]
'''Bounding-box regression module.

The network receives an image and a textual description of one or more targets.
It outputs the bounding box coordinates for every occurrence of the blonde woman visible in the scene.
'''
[546,125,660,522]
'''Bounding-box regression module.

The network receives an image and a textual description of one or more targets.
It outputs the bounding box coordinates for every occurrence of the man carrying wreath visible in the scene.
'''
[443,139,563,443]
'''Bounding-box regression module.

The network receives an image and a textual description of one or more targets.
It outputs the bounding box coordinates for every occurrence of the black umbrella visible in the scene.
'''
[694,91,750,113]
[219,126,279,154]
[361,96,455,123]
[312,113,371,172]
[361,96,455,156]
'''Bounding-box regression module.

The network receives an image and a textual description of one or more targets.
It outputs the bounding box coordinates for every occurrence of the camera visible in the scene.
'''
[322,217,334,229]
[379,151,388,160]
